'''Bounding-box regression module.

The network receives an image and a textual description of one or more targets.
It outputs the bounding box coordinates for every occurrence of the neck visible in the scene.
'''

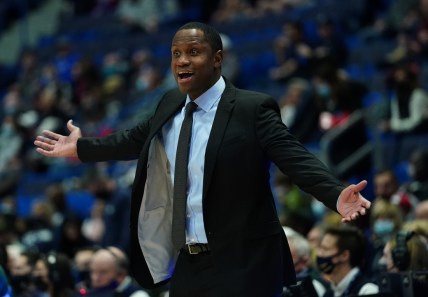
[331,263,352,285]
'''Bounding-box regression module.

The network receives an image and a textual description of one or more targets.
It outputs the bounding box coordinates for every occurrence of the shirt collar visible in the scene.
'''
[185,77,225,112]
[331,267,360,296]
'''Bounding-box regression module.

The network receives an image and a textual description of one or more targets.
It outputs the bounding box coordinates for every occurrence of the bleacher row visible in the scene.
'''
[2,0,428,219]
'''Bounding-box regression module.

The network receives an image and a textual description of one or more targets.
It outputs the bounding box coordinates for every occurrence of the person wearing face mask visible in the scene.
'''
[9,251,40,297]
[31,252,75,297]
[282,227,329,297]
[377,226,428,297]
[85,247,150,297]
[73,247,97,292]
[316,225,379,297]
[369,199,404,274]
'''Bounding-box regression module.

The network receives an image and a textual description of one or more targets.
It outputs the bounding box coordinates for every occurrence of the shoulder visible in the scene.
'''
[412,88,428,102]
[130,290,151,297]
[226,85,279,112]
[358,282,379,295]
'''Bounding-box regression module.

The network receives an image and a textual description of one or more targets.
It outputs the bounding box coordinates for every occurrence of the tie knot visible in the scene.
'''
[185,101,198,115]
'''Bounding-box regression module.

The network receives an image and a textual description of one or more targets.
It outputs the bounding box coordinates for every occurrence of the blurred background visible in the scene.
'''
[1,0,428,296]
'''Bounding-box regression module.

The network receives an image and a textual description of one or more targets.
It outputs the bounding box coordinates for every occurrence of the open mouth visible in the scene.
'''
[178,71,194,80]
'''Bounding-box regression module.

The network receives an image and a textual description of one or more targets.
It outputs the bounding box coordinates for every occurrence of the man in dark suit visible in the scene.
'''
[34,22,371,297]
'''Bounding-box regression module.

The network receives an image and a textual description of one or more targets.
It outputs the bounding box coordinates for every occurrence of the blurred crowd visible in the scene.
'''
[1,0,428,296]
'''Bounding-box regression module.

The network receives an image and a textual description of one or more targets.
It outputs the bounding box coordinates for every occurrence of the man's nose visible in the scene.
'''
[177,54,190,65]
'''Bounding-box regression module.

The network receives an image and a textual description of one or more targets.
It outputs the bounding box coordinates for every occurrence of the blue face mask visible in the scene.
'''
[374,219,395,237]
[317,83,331,98]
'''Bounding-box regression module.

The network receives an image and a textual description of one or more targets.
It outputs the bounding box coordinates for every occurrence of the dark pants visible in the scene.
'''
[169,251,224,297]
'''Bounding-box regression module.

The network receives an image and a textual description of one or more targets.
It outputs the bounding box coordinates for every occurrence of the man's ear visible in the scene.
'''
[214,50,223,68]
[340,250,350,262]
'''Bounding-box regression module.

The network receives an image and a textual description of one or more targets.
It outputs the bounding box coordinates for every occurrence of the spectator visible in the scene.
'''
[373,169,417,217]
[0,114,24,198]
[31,252,75,297]
[81,168,131,253]
[378,229,428,297]
[73,246,97,292]
[0,115,24,175]
[85,246,150,297]
[312,15,348,70]
[316,225,379,296]
[16,50,41,105]
[54,215,92,259]
[269,21,312,81]
[210,0,253,23]
[277,78,320,143]
[20,201,56,253]
[81,199,105,244]
[405,148,428,201]
[380,230,428,272]
[116,0,179,33]
[380,63,428,134]
[9,250,40,297]
[369,199,404,274]
[282,226,329,297]
[312,63,367,132]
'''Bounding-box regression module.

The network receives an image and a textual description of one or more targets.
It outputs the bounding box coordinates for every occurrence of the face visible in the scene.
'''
[317,234,339,258]
[374,173,397,199]
[288,242,308,273]
[90,251,119,288]
[10,255,32,276]
[33,259,50,284]
[171,28,222,100]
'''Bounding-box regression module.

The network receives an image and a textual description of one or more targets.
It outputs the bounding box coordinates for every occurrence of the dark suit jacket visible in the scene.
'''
[77,79,344,297]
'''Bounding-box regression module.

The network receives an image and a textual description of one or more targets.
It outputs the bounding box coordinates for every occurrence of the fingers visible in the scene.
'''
[67,119,74,132]
[341,206,368,223]
[35,147,54,157]
[41,130,61,140]
[36,136,56,145]
[352,180,367,193]
[34,138,55,152]
[67,119,79,132]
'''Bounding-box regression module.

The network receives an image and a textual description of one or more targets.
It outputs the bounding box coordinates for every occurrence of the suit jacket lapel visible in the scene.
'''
[148,89,186,140]
[203,81,236,200]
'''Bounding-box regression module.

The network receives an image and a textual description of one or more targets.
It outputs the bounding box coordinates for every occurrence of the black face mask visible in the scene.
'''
[316,252,341,274]
[31,275,49,292]
[10,274,31,294]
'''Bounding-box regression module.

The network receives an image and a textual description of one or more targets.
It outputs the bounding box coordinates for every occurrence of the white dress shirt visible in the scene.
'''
[330,267,379,296]
[162,77,225,244]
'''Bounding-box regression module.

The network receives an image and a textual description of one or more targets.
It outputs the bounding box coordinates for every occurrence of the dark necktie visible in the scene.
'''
[172,101,198,250]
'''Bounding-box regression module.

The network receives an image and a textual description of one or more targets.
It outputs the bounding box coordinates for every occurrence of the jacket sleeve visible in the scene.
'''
[77,119,151,162]
[255,96,344,212]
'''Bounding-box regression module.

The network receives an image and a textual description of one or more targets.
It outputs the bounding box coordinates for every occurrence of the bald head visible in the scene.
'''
[90,247,129,289]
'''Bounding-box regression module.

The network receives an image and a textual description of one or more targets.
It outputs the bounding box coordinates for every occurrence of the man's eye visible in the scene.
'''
[190,49,198,55]
[173,51,180,57]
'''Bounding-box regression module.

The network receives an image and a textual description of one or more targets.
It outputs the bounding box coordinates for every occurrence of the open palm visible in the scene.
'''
[34,119,81,158]
[337,180,371,222]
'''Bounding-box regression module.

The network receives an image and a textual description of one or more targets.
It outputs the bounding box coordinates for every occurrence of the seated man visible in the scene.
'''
[86,246,150,297]
[316,225,379,296]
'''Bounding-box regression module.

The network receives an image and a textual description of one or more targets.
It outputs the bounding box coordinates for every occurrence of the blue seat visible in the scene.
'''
[66,190,95,219]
